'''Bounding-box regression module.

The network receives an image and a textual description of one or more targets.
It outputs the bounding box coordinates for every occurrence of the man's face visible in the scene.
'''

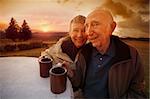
[69,23,87,48]
[85,11,113,49]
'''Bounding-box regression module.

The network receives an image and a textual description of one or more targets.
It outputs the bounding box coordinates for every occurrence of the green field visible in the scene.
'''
[0,48,46,57]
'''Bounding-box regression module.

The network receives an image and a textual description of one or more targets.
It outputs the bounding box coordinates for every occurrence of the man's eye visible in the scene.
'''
[92,23,99,27]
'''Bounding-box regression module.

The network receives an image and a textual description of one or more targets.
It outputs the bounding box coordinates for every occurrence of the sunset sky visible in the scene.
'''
[0,0,149,38]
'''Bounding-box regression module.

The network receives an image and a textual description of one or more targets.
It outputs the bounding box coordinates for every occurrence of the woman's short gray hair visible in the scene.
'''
[70,15,86,24]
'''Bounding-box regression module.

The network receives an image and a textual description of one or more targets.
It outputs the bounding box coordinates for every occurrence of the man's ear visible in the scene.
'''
[111,21,116,33]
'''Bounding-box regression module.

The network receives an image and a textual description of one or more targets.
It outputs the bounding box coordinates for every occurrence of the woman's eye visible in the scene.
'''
[85,24,88,28]
[82,29,85,32]
[73,29,79,32]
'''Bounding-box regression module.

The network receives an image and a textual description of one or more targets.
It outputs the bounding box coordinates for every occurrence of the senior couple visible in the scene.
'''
[41,8,146,99]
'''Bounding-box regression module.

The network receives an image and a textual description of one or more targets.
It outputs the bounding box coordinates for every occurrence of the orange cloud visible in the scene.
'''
[100,0,149,37]
[0,22,7,30]
[101,0,134,18]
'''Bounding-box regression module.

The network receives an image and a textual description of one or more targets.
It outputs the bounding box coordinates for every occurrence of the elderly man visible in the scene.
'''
[70,8,146,98]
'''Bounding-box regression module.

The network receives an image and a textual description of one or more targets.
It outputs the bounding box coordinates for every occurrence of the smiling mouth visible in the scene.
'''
[76,40,83,43]
[75,38,84,41]
[88,36,97,41]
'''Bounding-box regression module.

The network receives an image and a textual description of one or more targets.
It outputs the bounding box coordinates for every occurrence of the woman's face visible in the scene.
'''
[69,22,87,48]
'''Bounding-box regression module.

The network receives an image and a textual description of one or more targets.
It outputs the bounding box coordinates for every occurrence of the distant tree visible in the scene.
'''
[5,17,20,41]
[20,20,32,40]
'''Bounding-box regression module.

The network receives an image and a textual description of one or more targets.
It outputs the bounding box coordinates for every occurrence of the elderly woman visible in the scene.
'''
[40,15,87,79]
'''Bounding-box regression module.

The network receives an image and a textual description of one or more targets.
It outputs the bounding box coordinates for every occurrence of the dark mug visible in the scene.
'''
[38,57,52,78]
[50,66,67,94]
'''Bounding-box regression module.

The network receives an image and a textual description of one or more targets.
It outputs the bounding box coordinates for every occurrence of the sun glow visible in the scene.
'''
[40,25,52,32]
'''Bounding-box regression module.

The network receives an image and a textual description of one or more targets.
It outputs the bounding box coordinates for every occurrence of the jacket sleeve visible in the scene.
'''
[122,47,147,98]
[40,37,67,64]
[68,53,84,92]
[40,44,57,62]
[40,47,53,58]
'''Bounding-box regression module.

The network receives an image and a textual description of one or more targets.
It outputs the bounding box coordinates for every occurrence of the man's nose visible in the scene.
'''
[86,25,93,36]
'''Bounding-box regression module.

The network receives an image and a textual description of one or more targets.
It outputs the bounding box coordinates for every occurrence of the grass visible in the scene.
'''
[0,48,46,57]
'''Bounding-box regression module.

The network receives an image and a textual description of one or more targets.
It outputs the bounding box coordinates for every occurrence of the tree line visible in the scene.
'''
[4,18,32,41]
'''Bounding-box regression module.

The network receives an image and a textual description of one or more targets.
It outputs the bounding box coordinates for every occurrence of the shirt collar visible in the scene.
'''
[92,39,115,57]
[105,39,115,57]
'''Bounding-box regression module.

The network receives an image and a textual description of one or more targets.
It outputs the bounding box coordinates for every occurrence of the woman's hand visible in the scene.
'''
[62,61,74,78]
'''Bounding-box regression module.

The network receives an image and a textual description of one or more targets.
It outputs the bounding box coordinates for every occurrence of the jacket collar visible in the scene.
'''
[54,36,74,63]
[81,36,131,65]
[111,36,131,65]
